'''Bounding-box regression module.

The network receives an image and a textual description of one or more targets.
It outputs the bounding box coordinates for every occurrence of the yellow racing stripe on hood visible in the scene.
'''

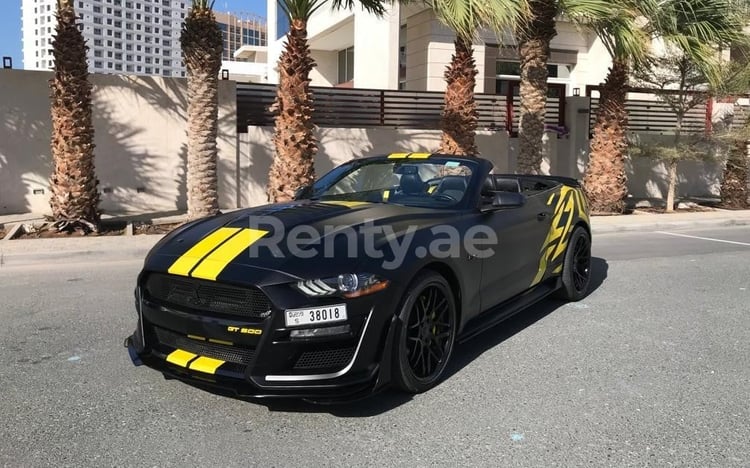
[167,227,241,277]
[190,228,269,281]
[322,201,370,208]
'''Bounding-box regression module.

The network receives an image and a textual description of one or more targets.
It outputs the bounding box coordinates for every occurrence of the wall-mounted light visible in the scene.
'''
[572,88,580,96]
[2,57,12,69]
[221,69,229,80]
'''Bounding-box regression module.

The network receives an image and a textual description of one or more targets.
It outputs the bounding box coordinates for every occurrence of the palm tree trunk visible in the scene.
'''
[666,159,678,212]
[516,0,557,174]
[438,34,478,155]
[181,4,223,221]
[583,59,629,213]
[267,19,317,203]
[49,0,100,232]
[720,139,749,209]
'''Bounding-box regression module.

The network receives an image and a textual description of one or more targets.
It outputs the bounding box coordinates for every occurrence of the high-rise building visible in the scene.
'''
[214,11,267,62]
[21,0,188,77]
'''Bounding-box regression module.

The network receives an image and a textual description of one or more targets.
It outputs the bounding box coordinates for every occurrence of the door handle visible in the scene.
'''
[537,212,549,221]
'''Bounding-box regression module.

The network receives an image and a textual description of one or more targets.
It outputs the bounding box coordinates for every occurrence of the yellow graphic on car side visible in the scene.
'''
[167,227,269,281]
[531,186,588,287]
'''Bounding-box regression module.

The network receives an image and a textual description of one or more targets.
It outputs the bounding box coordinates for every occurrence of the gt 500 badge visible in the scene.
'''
[227,326,263,335]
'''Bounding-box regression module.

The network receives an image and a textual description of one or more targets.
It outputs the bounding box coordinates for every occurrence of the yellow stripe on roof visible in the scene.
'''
[166,349,197,367]
[408,152,431,159]
[190,228,268,281]
[188,356,225,374]
[388,152,409,159]
[167,227,241,277]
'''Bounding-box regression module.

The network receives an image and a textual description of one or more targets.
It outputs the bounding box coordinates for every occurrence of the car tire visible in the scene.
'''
[555,226,592,301]
[392,271,457,394]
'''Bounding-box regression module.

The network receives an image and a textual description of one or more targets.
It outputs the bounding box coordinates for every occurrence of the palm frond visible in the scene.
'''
[425,0,528,40]
[331,0,388,16]
[278,0,328,21]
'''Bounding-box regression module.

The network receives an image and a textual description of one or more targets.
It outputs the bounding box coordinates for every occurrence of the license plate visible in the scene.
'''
[284,304,347,327]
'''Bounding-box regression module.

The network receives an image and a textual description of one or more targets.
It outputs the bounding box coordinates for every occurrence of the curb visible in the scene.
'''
[590,217,750,234]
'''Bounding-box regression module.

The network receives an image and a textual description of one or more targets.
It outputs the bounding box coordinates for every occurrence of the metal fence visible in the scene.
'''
[586,85,710,135]
[236,83,565,134]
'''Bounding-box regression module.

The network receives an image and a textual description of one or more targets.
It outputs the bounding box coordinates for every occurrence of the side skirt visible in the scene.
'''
[457,277,560,344]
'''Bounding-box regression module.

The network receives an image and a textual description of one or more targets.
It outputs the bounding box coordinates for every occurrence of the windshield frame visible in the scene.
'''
[304,155,492,211]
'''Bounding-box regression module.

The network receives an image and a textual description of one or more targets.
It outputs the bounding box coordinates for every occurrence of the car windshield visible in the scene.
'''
[310,158,477,208]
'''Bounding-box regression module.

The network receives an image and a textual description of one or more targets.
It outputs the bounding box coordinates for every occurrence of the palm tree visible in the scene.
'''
[428,0,527,156]
[516,0,618,174]
[49,0,100,233]
[583,0,747,213]
[268,0,387,203]
[181,0,223,220]
[582,4,652,213]
[712,61,750,209]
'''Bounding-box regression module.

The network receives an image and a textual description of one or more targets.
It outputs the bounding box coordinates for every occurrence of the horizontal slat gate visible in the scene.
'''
[236,83,515,132]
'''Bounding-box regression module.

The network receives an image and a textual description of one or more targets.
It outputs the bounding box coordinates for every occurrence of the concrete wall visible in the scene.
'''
[0,69,237,215]
[0,69,730,215]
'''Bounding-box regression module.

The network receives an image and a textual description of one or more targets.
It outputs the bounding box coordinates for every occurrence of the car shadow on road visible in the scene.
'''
[195,257,608,417]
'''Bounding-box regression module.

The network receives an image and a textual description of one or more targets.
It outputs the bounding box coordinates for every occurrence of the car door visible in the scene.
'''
[478,189,554,310]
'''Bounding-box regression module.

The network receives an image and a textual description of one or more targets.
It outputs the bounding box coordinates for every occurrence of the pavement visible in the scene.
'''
[1,225,748,466]
[1,209,750,267]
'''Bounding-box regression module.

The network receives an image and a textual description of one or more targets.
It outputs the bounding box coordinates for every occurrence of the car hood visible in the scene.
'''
[144,200,460,286]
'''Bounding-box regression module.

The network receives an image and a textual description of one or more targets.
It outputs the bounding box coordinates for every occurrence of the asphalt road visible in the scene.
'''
[1,226,748,467]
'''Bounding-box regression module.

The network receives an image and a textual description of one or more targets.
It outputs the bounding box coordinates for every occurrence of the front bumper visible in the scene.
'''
[126,279,400,401]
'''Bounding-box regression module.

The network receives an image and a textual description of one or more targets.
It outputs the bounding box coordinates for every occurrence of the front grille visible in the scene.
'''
[154,327,256,365]
[294,347,355,370]
[144,273,272,320]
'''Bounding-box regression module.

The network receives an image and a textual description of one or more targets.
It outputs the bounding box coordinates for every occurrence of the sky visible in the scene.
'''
[0,0,267,69]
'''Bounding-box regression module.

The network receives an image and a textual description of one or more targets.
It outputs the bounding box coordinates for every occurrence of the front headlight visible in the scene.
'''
[295,273,389,298]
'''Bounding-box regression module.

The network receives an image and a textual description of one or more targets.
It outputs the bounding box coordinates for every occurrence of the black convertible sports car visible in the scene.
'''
[125,153,592,401]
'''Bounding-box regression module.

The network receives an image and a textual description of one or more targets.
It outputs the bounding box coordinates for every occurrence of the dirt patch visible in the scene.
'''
[633,205,717,214]
[14,222,126,239]
[133,222,184,235]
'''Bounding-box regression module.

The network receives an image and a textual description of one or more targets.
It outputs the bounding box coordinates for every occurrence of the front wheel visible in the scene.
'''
[555,226,592,301]
[392,271,457,394]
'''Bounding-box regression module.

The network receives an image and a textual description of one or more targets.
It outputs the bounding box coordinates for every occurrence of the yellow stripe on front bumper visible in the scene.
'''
[166,349,197,367]
[167,227,241,277]
[190,228,269,281]
[188,356,225,374]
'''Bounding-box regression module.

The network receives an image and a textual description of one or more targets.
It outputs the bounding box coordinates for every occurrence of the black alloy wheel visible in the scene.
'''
[556,226,592,301]
[393,271,457,393]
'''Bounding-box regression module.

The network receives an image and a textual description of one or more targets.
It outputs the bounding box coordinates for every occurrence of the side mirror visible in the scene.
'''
[293,185,312,200]
[481,191,525,211]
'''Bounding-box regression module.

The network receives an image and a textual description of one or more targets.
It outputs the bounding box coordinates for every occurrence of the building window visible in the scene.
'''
[337,46,354,84]
[276,2,290,39]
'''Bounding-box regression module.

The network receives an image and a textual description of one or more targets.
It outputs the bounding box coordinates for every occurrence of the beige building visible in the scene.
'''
[265,3,612,96]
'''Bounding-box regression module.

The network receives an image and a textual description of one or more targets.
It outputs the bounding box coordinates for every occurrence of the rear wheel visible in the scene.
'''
[556,226,592,301]
[392,272,457,393]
